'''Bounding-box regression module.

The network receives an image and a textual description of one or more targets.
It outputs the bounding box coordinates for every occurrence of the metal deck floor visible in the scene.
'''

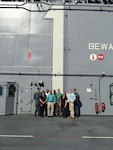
[0,115,113,150]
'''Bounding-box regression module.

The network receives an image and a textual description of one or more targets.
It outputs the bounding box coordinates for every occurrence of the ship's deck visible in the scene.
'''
[0,115,113,150]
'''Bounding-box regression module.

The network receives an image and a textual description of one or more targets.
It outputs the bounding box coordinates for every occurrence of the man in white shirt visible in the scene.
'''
[69,89,76,119]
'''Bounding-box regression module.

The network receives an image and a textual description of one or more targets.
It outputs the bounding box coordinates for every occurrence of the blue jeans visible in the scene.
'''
[40,105,45,117]
[35,103,40,116]
[61,106,67,117]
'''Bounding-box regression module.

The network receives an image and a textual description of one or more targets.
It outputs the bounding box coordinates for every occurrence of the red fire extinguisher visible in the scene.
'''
[95,103,99,114]
[101,102,106,112]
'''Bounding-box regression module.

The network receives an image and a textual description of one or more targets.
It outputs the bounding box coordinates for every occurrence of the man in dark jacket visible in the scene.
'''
[34,88,41,117]
[73,88,82,118]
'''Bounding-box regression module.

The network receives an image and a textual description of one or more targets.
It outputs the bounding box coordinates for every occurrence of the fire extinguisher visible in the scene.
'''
[95,102,99,114]
[101,102,106,112]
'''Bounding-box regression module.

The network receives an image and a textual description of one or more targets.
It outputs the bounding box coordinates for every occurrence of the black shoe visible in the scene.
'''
[62,116,66,118]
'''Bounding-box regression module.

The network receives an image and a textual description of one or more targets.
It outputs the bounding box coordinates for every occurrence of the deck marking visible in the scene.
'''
[82,136,113,139]
[0,135,34,138]
[34,135,81,139]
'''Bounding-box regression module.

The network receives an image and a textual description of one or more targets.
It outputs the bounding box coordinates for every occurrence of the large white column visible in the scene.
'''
[45,6,64,92]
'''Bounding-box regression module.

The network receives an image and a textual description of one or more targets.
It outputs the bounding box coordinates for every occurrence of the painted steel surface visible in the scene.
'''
[0,2,113,114]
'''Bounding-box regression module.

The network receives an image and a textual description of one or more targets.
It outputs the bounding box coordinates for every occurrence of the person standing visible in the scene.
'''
[39,91,46,117]
[34,88,41,117]
[53,90,57,116]
[61,92,68,118]
[45,89,50,116]
[73,88,82,118]
[69,89,76,119]
[45,89,50,97]
[55,89,62,117]
[46,90,56,117]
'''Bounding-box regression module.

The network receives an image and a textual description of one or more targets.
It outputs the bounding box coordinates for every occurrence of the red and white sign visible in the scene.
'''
[90,54,97,61]
[97,54,104,60]
[90,53,104,61]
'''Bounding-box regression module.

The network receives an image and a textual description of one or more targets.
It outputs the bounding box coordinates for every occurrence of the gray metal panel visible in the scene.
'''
[64,8,113,115]
[14,35,52,68]
[0,82,15,115]
[0,8,52,73]
[5,97,14,115]
[0,6,53,114]
[0,35,14,65]
[0,83,6,115]
[65,10,113,74]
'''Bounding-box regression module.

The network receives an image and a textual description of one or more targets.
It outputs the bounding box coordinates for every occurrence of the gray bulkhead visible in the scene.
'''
[0,4,53,114]
[64,5,113,115]
[0,2,113,115]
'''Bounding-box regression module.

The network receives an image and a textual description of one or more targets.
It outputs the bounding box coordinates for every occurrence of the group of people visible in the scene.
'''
[34,88,82,119]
